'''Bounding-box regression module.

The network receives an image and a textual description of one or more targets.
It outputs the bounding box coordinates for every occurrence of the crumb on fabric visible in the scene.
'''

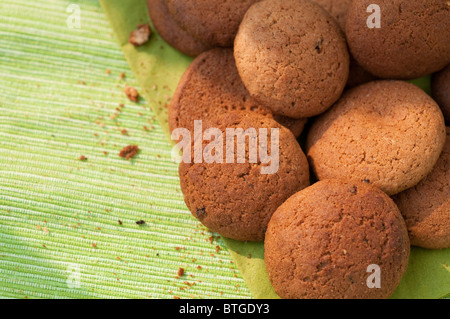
[124,86,139,102]
[119,145,139,160]
[177,268,185,277]
[129,24,151,46]
[79,155,87,161]
[136,220,146,225]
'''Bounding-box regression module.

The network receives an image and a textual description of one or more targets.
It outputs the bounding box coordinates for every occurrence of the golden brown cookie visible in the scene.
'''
[306,81,446,196]
[234,0,349,119]
[179,112,310,242]
[169,48,307,137]
[265,179,410,299]
[147,0,212,57]
[393,127,450,249]
[165,0,258,47]
[346,0,450,79]
[432,65,450,125]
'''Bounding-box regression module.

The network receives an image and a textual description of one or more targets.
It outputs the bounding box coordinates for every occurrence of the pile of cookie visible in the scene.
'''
[148,0,450,299]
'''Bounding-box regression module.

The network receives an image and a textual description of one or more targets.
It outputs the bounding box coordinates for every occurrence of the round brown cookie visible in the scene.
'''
[393,127,450,249]
[179,111,310,242]
[306,81,446,196]
[165,0,258,48]
[169,48,307,137]
[147,0,212,57]
[346,0,450,79]
[265,179,410,299]
[431,65,450,125]
[312,0,352,30]
[234,0,349,119]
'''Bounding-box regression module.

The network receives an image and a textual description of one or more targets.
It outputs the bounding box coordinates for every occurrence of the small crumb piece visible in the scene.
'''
[177,268,185,277]
[120,129,128,135]
[136,220,146,225]
[120,72,126,79]
[92,243,97,248]
[79,155,87,161]
[124,86,139,102]
[106,69,111,75]
[118,220,123,225]
[119,145,140,160]
[129,24,151,46]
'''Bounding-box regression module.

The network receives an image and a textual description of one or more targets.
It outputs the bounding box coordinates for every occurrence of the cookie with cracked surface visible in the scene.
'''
[169,48,307,137]
[178,111,310,242]
[265,179,410,299]
[234,0,349,119]
[346,0,450,79]
[147,0,212,57]
[432,65,450,125]
[306,81,446,196]
[165,0,259,47]
[393,127,450,249]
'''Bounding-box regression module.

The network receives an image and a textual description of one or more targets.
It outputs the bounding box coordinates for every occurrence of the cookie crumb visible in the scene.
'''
[79,155,87,161]
[124,86,139,102]
[119,145,139,160]
[129,24,151,46]
[177,267,185,277]
[136,220,146,225]
[118,220,123,225]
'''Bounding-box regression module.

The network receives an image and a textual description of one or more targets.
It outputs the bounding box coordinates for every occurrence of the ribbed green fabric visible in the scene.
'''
[0,0,251,299]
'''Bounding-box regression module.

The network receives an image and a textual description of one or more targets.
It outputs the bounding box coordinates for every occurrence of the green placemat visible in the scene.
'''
[0,0,251,299]
[99,0,450,299]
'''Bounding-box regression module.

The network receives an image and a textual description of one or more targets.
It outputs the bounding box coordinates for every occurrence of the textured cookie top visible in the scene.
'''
[179,111,310,242]
[393,127,450,249]
[265,179,410,299]
[165,0,258,47]
[148,0,211,57]
[234,0,349,119]
[432,64,450,125]
[306,81,447,196]
[346,0,450,79]
[169,48,306,137]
